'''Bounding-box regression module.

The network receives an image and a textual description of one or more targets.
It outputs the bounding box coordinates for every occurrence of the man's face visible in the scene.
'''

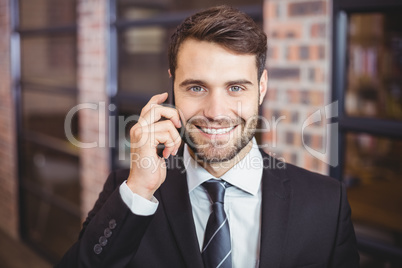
[173,38,267,162]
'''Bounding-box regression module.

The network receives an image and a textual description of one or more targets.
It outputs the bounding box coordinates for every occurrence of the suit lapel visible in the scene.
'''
[158,149,292,268]
[259,151,292,268]
[159,153,204,268]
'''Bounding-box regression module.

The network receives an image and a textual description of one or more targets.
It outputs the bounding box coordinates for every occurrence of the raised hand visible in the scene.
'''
[126,93,182,200]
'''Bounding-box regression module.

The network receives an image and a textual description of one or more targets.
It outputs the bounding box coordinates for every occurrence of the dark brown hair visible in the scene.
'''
[168,5,267,80]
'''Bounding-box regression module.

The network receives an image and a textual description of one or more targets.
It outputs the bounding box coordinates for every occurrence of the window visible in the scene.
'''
[14,0,80,262]
[332,1,402,265]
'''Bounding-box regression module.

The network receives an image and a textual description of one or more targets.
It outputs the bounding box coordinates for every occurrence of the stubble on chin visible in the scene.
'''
[184,116,258,163]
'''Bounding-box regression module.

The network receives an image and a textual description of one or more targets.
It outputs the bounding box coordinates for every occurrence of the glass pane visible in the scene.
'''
[344,133,402,249]
[345,12,402,120]
[117,0,261,20]
[21,141,81,261]
[22,141,81,207]
[22,89,78,141]
[117,1,262,96]
[22,190,81,261]
[118,26,172,95]
[19,0,76,29]
[21,34,77,88]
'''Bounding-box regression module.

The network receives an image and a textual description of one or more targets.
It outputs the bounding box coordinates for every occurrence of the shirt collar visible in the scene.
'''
[183,138,263,196]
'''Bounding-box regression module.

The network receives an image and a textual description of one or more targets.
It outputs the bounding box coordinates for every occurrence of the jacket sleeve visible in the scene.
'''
[55,170,154,268]
[329,183,360,267]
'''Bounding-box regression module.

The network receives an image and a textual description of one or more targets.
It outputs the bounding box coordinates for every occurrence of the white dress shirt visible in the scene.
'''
[120,138,263,268]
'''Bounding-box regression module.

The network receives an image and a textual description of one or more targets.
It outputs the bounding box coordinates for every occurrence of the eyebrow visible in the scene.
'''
[226,79,254,87]
[179,79,206,87]
[179,79,254,88]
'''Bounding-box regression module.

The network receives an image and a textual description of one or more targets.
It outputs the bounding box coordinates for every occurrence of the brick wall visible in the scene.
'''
[77,0,111,219]
[0,0,19,239]
[262,0,331,174]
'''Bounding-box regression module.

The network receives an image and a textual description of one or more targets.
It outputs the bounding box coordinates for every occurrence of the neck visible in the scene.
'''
[189,140,253,178]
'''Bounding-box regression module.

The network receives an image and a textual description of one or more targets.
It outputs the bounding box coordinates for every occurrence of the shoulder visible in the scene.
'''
[260,149,342,196]
[285,161,340,193]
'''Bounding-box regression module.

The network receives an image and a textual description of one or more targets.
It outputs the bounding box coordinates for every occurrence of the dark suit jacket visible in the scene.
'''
[57,150,359,268]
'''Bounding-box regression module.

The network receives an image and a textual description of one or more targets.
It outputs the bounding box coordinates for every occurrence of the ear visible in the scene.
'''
[259,69,268,105]
[168,69,172,78]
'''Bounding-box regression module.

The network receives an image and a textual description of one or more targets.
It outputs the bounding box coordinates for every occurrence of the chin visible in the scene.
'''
[193,146,239,163]
[186,134,253,163]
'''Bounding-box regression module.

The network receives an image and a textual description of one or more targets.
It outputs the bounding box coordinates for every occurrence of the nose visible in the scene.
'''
[202,91,227,119]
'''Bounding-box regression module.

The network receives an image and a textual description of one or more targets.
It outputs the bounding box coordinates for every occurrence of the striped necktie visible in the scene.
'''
[202,179,232,268]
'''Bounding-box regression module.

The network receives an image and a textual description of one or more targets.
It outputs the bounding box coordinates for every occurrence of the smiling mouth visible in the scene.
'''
[196,126,236,135]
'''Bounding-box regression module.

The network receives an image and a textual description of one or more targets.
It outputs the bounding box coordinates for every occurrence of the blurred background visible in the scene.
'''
[0,0,401,267]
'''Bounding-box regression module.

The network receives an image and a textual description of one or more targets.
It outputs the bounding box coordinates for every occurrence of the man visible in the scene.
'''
[58,5,359,268]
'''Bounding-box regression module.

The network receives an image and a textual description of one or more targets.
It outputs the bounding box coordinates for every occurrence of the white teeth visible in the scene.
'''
[201,126,234,134]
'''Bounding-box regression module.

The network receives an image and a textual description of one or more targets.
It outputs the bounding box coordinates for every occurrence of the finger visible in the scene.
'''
[161,133,182,157]
[152,132,177,158]
[140,105,182,129]
[143,120,181,143]
[143,121,182,155]
[140,92,168,116]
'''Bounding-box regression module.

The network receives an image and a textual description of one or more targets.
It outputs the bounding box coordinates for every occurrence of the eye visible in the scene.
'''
[190,86,205,92]
[229,86,243,92]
